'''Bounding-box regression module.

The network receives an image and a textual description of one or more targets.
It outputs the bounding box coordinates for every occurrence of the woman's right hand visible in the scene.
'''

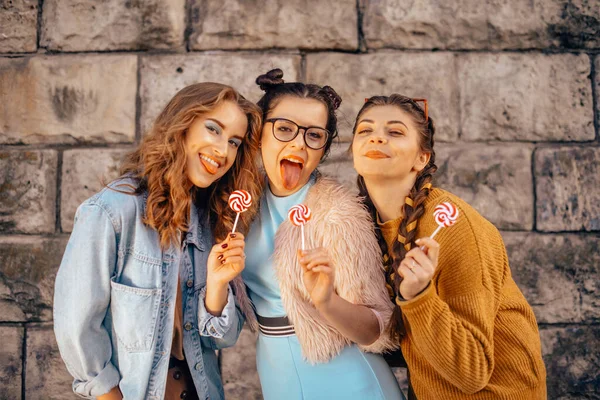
[206,233,246,287]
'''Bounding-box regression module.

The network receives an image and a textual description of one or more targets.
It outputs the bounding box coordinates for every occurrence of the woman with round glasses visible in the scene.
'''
[234,69,404,399]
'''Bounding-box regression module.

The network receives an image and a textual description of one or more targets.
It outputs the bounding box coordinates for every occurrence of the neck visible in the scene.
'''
[363,175,416,223]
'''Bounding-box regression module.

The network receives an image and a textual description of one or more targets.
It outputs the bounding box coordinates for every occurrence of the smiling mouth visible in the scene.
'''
[280,156,304,190]
[199,154,221,175]
[364,150,390,159]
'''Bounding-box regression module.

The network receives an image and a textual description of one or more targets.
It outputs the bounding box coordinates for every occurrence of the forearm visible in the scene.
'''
[315,293,380,345]
[204,280,228,316]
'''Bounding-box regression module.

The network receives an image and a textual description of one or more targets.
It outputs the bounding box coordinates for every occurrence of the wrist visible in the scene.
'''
[314,293,336,313]
[206,277,228,291]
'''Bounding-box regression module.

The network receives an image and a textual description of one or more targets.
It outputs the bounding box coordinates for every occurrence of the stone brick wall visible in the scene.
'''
[1,1,598,399]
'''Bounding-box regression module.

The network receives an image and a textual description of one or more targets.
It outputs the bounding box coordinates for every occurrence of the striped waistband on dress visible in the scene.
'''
[256,315,295,337]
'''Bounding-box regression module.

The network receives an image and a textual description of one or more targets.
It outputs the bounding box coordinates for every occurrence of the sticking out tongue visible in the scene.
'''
[280,159,303,190]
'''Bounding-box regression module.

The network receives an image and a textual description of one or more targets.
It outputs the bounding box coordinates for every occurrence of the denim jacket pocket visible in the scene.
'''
[110,277,162,352]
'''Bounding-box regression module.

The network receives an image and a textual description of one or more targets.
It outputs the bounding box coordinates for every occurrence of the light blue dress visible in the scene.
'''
[242,178,404,400]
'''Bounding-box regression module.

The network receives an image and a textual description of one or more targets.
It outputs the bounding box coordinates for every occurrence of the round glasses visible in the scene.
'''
[266,118,330,150]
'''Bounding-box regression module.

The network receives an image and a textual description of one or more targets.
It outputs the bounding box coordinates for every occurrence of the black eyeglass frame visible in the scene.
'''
[265,118,330,150]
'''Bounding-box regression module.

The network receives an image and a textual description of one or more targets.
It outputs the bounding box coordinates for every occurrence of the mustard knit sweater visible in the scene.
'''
[379,188,547,399]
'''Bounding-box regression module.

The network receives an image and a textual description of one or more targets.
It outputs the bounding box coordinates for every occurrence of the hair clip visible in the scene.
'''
[411,98,428,122]
[364,97,370,103]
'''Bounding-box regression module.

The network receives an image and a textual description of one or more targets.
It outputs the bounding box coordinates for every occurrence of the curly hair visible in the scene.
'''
[352,94,437,341]
[116,82,263,249]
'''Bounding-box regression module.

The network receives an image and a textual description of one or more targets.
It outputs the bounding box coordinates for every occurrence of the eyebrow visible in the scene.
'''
[357,119,409,129]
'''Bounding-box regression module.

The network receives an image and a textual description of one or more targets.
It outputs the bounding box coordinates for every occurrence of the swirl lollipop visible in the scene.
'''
[228,190,252,234]
[288,204,312,250]
[430,202,459,239]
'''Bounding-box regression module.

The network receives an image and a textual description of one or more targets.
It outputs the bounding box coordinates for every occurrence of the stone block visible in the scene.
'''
[190,0,357,50]
[41,0,185,51]
[0,326,23,399]
[434,144,534,230]
[458,53,594,141]
[362,0,600,50]
[305,52,459,143]
[0,150,57,234]
[0,0,38,53]
[502,232,600,324]
[61,148,132,232]
[221,325,262,399]
[541,326,600,399]
[0,236,68,322]
[0,55,137,144]
[26,324,79,399]
[536,147,600,232]
[319,141,357,190]
[140,53,301,134]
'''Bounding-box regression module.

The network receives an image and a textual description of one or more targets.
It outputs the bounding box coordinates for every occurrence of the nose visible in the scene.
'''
[213,135,228,157]
[369,135,387,144]
[290,129,306,149]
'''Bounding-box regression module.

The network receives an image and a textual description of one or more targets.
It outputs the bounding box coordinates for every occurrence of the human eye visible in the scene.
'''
[205,122,221,135]
[228,138,242,148]
[307,130,325,140]
[356,128,372,135]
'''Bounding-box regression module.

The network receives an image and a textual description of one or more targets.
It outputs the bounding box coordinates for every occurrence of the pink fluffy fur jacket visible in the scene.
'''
[231,176,398,363]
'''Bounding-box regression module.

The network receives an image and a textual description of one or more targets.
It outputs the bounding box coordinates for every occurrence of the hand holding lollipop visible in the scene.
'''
[228,190,252,234]
[288,204,312,250]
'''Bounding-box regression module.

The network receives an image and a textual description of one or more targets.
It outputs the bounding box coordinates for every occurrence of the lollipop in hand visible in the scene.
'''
[288,204,312,251]
[228,190,252,234]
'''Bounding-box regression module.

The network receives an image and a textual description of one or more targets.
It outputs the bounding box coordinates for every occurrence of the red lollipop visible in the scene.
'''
[288,204,312,250]
[430,202,459,239]
[228,190,252,233]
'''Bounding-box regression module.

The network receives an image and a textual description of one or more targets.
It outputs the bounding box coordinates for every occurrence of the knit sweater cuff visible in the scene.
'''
[397,282,436,311]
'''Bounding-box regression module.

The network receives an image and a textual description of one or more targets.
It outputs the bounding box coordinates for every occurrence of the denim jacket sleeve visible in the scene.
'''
[53,202,121,398]
[197,284,245,350]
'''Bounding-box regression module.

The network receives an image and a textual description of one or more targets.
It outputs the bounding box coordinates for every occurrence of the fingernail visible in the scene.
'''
[230,233,237,238]
[217,254,223,260]
[221,259,226,264]
[415,238,422,244]
[221,243,228,249]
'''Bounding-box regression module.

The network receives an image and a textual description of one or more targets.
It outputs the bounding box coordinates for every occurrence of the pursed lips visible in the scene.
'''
[364,150,390,159]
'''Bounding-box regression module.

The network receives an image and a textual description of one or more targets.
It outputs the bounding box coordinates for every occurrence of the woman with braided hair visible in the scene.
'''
[234,69,404,399]
[351,94,547,399]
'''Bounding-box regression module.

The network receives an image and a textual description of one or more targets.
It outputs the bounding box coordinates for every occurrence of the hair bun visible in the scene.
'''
[256,68,285,92]
[320,86,342,110]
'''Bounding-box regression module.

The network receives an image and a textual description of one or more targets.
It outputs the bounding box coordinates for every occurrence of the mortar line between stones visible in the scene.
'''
[55,150,63,234]
[135,55,142,143]
[21,324,27,400]
[454,53,461,140]
[36,0,44,50]
[590,55,599,142]
[356,0,367,53]
[531,146,537,232]
[184,0,194,52]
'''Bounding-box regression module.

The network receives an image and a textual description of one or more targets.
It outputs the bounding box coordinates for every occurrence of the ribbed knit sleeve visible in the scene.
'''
[397,194,506,394]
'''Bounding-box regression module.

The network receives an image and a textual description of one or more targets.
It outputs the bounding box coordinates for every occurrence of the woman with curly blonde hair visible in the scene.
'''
[54,83,262,400]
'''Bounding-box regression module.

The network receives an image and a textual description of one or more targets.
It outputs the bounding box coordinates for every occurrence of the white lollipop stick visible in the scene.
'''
[232,213,241,234]
[301,225,305,251]
[429,225,443,240]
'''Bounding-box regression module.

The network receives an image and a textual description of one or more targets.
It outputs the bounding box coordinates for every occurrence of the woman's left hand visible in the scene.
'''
[397,237,440,300]
[298,247,335,308]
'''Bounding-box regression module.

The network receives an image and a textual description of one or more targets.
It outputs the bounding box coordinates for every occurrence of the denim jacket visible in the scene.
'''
[54,178,244,400]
